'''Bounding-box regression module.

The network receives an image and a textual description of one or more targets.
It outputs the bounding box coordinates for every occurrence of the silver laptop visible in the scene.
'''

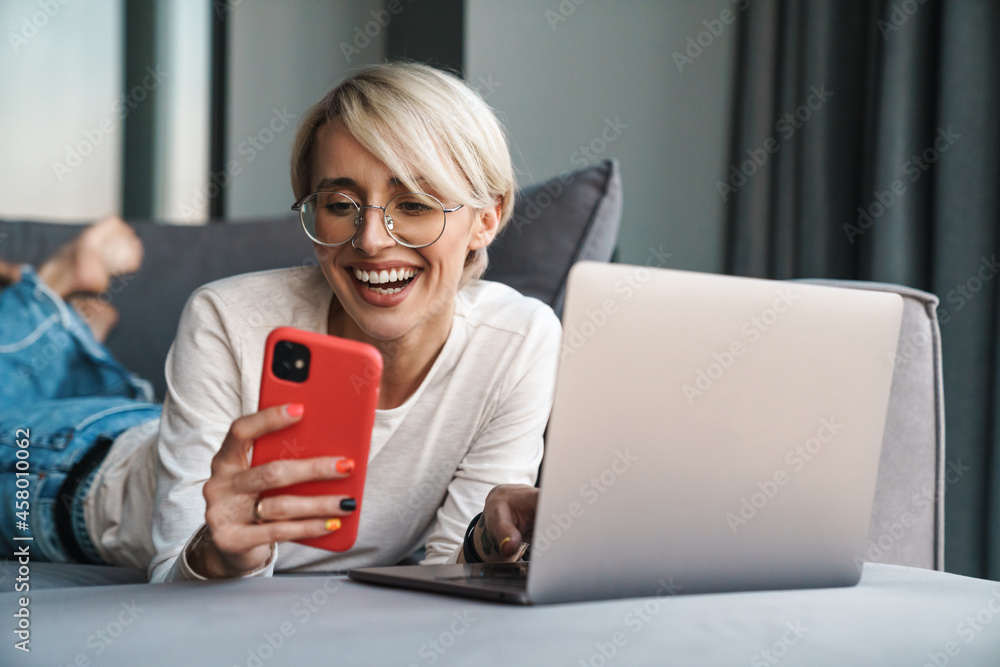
[349,262,903,604]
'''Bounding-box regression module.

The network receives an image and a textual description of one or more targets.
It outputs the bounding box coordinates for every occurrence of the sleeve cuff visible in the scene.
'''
[445,543,462,565]
[176,524,278,581]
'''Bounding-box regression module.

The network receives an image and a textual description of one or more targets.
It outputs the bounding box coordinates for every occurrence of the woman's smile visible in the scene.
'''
[347,262,423,306]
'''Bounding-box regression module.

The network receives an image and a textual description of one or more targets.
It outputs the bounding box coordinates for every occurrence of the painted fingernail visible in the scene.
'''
[286,403,305,418]
[325,518,341,531]
[336,458,355,474]
[339,498,357,511]
[500,536,511,550]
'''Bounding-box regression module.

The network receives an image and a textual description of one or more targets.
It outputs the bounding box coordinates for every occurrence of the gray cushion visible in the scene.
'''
[484,159,622,315]
[3,564,999,665]
[799,280,945,570]
[0,560,147,591]
[0,159,622,400]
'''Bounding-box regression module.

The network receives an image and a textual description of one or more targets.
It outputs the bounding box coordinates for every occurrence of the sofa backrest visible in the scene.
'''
[800,279,945,571]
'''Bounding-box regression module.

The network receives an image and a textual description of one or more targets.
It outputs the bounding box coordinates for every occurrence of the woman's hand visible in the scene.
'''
[189,404,354,578]
[462,484,538,563]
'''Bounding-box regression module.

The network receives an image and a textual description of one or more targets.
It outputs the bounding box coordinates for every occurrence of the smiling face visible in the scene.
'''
[311,122,499,346]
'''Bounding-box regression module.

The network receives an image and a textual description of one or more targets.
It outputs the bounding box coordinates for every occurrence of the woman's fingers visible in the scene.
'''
[253,493,357,522]
[482,484,539,560]
[489,501,524,557]
[222,518,344,554]
[211,404,304,476]
[232,456,354,494]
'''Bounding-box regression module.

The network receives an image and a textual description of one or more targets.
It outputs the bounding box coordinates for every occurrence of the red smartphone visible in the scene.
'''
[251,326,382,552]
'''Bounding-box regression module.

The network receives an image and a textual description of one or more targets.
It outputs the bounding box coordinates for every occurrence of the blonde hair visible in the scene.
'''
[291,62,514,284]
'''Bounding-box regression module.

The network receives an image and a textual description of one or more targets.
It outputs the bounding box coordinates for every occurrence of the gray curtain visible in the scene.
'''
[724,0,999,579]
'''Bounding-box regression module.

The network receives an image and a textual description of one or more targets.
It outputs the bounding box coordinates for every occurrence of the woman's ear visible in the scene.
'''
[467,197,502,252]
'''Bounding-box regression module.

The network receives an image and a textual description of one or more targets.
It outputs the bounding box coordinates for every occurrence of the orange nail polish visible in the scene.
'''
[286,403,304,418]
[325,518,341,531]
[336,458,355,474]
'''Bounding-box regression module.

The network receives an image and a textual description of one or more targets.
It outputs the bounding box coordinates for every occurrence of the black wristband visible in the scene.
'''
[463,512,484,563]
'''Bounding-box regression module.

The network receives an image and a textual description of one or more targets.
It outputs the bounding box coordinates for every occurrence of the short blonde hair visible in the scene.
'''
[291,62,515,284]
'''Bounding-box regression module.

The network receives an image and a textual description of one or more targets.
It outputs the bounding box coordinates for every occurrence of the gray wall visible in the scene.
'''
[0,0,736,265]
[465,0,736,272]
[223,0,388,219]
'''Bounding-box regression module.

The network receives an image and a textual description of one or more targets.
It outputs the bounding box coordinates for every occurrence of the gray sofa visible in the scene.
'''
[0,159,624,586]
[1,158,947,589]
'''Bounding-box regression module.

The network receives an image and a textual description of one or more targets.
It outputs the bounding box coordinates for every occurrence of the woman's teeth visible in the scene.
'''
[352,267,420,295]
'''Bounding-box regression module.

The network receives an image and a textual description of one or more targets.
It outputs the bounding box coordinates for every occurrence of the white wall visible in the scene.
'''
[154,0,213,224]
[223,0,388,220]
[0,0,123,222]
[466,0,737,272]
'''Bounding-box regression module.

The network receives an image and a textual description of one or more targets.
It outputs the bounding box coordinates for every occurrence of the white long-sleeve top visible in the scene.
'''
[83,266,560,582]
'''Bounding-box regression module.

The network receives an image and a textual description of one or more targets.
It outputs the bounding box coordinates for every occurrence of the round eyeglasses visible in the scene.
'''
[292,191,464,249]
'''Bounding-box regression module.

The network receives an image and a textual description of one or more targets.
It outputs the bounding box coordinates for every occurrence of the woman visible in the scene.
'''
[1,63,555,581]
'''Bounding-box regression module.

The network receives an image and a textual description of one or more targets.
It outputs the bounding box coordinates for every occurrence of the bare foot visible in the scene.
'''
[38,216,143,297]
[69,297,120,343]
[0,260,22,287]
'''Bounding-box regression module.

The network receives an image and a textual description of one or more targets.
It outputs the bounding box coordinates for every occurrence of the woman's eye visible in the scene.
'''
[324,203,355,215]
[398,203,433,215]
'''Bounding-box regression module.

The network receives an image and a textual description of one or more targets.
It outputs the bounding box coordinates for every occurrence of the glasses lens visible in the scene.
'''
[301,192,358,245]
[386,193,446,247]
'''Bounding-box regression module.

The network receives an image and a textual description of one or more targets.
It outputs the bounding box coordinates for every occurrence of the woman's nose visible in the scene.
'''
[351,207,396,255]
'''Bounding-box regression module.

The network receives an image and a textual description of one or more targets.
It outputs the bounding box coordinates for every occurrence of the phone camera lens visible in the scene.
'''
[272,339,311,383]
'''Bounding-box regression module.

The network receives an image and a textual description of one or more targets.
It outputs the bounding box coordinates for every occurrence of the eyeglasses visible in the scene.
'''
[292,191,464,249]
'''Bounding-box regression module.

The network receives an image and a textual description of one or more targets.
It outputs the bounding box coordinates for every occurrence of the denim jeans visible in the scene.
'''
[0,267,160,563]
